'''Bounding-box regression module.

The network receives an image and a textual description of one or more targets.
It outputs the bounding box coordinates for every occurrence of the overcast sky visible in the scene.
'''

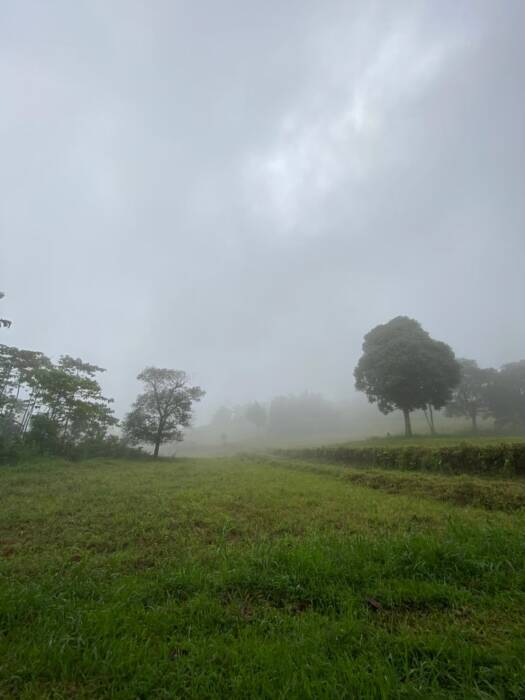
[1,0,524,422]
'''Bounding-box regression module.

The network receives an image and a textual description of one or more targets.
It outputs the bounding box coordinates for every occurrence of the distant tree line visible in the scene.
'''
[210,392,347,442]
[0,345,119,460]
[0,347,204,463]
[354,316,525,436]
[210,317,525,441]
[2,289,523,461]
[0,292,204,462]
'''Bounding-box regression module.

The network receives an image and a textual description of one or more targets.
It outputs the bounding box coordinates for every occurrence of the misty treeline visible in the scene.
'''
[0,345,121,462]
[2,289,524,463]
[0,295,204,462]
[0,346,204,463]
[354,317,525,437]
[209,393,347,443]
[208,317,525,441]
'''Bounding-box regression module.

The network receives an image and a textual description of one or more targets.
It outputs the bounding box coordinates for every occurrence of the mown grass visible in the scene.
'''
[268,455,525,511]
[1,457,525,698]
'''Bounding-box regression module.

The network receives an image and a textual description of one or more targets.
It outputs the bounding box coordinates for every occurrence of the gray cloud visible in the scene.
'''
[1,0,524,421]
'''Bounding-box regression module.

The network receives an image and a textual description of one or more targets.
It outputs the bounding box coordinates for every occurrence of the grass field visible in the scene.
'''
[1,456,525,698]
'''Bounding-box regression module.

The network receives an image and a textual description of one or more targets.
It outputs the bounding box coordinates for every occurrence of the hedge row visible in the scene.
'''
[274,443,525,476]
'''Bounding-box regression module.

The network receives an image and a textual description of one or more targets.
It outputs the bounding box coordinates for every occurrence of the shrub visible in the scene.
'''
[274,443,525,476]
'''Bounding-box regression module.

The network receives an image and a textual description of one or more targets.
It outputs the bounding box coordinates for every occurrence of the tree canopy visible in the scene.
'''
[123,367,205,457]
[0,346,116,452]
[484,361,525,433]
[354,316,460,436]
[445,359,496,432]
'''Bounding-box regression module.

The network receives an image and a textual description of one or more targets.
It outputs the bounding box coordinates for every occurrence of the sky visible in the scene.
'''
[1,0,524,423]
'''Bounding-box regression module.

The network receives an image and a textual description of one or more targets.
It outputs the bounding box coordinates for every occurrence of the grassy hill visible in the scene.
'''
[1,456,525,698]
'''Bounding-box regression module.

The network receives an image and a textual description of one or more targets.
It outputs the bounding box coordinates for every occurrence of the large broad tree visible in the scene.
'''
[354,316,460,437]
[123,368,205,457]
[445,359,495,433]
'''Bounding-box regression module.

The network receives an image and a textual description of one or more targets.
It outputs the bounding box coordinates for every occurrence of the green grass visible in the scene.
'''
[1,456,525,698]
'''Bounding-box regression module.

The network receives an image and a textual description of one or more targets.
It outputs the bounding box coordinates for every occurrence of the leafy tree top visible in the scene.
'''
[354,316,460,415]
[123,367,205,456]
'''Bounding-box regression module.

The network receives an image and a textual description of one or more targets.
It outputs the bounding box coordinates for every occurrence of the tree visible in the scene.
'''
[445,359,495,432]
[484,361,525,433]
[0,345,117,458]
[0,292,12,329]
[34,355,116,444]
[244,401,267,432]
[267,392,342,437]
[0,344,52,432]
[123,368,205,457]
[354,316,460,437]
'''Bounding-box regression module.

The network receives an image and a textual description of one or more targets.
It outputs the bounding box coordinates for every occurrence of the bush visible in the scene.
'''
[275,443,525,476]
[0,429,149,466]
[25,414,61,455]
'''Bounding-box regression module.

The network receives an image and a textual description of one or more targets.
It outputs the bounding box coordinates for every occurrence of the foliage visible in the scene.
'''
[354,316,461,436]
[484,360,525,433]
[123,367,205,457]
[24,414,61,454]
[0,345,118,462]
[35,356,117,444]
[445,358,495,431]
[244,401,267,430]
[276,441,525,476]
[0,291,11,329]
[1,457,524,698]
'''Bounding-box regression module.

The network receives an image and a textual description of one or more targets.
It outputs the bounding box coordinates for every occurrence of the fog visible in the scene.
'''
[1,1,524,428]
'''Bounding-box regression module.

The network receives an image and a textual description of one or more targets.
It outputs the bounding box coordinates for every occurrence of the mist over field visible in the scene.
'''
[1,0,524,432]
[3,5,525,696]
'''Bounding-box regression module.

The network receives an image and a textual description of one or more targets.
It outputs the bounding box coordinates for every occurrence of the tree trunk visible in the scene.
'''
[429,405,436,435]
[423,405,436,435]
[471,412,478,434]
[423,407,432,433]
[153,440,160,458]
[403,409,412,437]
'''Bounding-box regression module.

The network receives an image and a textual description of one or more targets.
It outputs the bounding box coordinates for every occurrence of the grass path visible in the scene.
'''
[1,457,524,698]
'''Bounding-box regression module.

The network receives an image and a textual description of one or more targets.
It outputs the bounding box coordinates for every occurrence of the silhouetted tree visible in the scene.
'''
[0,292,12,329]
[123,367,205,457]
[445,359,495,432]
[484,361,525,433]
[354,316,460,436]
[244,401,267,432]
